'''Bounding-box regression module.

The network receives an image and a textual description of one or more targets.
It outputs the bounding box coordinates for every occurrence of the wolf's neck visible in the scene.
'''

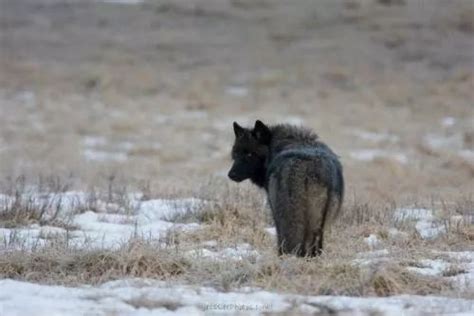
[250,163,267,188]
[269,124,319,155]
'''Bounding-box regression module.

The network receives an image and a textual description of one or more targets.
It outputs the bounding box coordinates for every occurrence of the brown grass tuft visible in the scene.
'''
[0,241,191,285]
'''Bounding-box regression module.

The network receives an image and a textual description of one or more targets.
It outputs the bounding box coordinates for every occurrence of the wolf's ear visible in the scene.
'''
[233,122,245,138]
[253,120,271,144]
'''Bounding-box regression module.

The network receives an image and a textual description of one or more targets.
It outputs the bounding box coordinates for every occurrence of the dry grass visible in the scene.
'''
[0,176,78,229]
[0,177,472,299]
[0,175,142,229]
[0,235,462,298]
[0,240,190,285]
[0,0,473,303]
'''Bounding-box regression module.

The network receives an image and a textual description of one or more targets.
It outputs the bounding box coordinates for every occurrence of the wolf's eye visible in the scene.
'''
[246,152,253,158]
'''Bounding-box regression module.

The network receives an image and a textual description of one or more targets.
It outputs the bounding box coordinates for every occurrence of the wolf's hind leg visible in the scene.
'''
[316,231,323,256]
[305,230,323,257]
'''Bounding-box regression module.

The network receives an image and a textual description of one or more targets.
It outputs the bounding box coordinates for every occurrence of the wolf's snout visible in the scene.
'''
[228,168,245,182]
[228,170,238,181]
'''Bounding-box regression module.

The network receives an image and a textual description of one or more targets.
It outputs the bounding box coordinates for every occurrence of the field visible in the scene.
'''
[0,0,473,315]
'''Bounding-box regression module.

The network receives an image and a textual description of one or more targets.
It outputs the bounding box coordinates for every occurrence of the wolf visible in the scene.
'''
[228,120,344,257]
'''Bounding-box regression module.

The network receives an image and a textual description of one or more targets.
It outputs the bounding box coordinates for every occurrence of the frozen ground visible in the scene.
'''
[1,278,473,316]
[393,208,447,240]
[1,192,204,250]
[1,193,473,315]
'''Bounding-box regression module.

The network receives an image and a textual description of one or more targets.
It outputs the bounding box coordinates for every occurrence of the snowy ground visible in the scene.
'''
[1,278,474,316]
[1,192,204,250]
[1,191,473,315]
[1,0,472,314]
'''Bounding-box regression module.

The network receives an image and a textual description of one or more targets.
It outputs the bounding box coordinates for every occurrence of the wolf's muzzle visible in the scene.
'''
[227,170,245,182]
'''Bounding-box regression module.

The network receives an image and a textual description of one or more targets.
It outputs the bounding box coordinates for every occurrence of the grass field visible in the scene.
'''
[0,0,473,314]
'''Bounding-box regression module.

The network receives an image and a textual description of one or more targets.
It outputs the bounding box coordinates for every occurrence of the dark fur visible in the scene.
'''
[228,120,344,257]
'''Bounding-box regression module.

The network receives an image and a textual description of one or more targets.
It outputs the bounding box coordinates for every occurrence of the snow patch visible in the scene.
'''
[186,243,259,261]
[406,259,449,276]
[458,149,474,162]
[0,193,206,250]
[81,135,137,162]
[83,149,128,162]
[441,117,456,127]
[351,130,399,143]
[2,279,473,315]
[82,136,107,147]
[353,249,390,266]
[136,198,205,223]
[423,133,463,150]
[349,150,407,164]
[0,191,88,216]
[415,219,446,240]
[388,228,409,240]
[14,90,36,108]
[364,234,380,249]
[393,208,433,221]
[393,208,445,240]
[436,251,474,290]
[225,85,249,97]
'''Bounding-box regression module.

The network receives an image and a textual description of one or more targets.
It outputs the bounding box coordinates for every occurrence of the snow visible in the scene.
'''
[393,207,446,240]
[82,136,107,147]
[422,132,474,161]
[351,130,399,143]
[45,192,106,214]
[358,249,390,258]
[388,228,409,240]
[200,240,218,247]
[136,198,205,223]
[14,90,36,108]
[364,234,380,249]
[83,149,128,162]
[406,259,449,276]
[423,133,463,150]
[437,251,474,290]
[0,191,88,215]
[393,208,434,221]
[186,243,259,261]
[225,85,249,97]
[40,191,89,213]
[415,219,446,240]
[2,192,473,315]
[0,193,205,250]
[349,150,408,164]
[353,249,390,266]
[459,149,474,162]
[441,117,456,127]
[1,278,473,316]
[81,135,137,162]
[403,251,474,290]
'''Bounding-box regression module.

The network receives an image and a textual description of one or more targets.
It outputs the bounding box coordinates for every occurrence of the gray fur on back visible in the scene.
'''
[265,124,344,256]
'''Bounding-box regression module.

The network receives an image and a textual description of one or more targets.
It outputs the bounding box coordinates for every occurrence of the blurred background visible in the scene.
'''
[0,0,473,201]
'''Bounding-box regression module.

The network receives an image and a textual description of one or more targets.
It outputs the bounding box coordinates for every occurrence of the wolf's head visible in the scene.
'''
[228,120,271,186]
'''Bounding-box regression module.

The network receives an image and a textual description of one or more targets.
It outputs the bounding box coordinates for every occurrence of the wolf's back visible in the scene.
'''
[266,145,344,255]
[267,146,343,200]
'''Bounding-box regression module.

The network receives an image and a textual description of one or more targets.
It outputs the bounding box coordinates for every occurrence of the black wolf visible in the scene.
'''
[228,120,344,257]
